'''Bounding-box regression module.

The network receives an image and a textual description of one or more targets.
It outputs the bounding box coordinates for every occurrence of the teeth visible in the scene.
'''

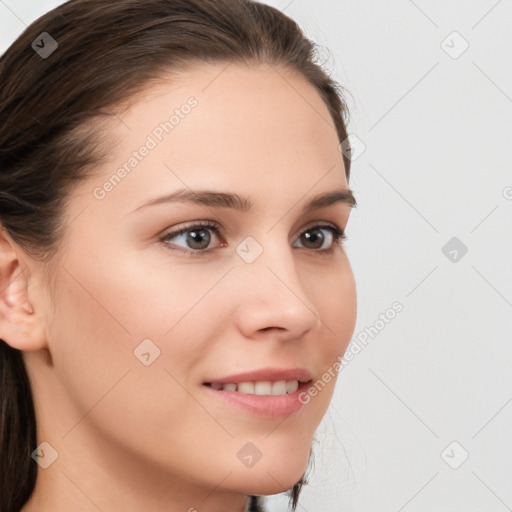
[208,380,300,396]
[271,381,287,395]
[254,381,272,395]
[238,382,255,394]
[286,380,299,393]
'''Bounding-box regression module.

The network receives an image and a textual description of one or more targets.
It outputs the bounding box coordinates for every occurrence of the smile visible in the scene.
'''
[202,370,314,419]
[203,379,300,396]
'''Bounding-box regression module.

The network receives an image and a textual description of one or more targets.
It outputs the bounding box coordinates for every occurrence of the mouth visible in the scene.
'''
[203,379,306,395]
[201,368,314,419]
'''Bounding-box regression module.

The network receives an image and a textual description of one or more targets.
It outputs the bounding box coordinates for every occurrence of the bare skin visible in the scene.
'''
[0,62,357,512]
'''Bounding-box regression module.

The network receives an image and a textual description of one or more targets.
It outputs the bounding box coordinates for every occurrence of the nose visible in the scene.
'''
[232,239,323,341]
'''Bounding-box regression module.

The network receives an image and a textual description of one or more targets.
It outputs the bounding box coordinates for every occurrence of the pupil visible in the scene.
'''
[303,229,323,248]
[188,229,210,249]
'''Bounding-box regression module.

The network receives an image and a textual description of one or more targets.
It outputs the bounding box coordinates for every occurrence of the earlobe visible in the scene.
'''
[0,229,45,351]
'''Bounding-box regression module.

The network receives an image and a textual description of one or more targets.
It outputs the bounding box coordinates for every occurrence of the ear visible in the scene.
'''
[0,227,47,351]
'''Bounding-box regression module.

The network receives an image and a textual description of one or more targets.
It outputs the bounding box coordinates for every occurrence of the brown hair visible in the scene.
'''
[0,1,352,510]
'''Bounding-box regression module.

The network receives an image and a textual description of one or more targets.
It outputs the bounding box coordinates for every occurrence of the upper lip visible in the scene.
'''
[203,367,313,385]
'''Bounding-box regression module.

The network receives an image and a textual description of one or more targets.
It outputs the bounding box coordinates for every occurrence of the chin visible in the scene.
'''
[227,446,311,496]
[236,468,306,497]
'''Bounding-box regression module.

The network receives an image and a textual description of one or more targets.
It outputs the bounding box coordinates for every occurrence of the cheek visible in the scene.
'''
[315,257,357,356]
[47,264,139,420]
[48,246,227,410]
[303,259,356,410]
[47,256,224,471]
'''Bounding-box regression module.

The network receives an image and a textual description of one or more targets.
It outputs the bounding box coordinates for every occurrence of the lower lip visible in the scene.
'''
[202,381,311,419]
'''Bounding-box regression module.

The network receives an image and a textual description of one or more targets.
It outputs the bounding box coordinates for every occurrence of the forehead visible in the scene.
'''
[84,62,348,212]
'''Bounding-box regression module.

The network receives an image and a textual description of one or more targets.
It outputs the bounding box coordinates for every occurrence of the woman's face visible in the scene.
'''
[24,63,357,501]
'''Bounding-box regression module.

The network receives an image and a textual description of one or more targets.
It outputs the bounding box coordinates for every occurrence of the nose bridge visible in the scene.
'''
[232,232,322,336]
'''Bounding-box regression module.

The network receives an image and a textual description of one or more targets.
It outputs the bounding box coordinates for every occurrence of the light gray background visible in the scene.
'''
[1,1,511,511]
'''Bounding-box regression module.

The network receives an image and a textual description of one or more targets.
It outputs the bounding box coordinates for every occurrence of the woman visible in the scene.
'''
[0,1,357,511]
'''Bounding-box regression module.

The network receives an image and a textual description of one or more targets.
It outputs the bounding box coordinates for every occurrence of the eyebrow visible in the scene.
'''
[130,187,357,214]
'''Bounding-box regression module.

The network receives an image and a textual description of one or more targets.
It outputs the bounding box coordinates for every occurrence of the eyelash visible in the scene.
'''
[159,220,347,257]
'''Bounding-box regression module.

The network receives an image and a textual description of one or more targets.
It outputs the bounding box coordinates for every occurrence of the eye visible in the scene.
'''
[159,221,224,255]
[159,221,347,256]
[292,223,347,254]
